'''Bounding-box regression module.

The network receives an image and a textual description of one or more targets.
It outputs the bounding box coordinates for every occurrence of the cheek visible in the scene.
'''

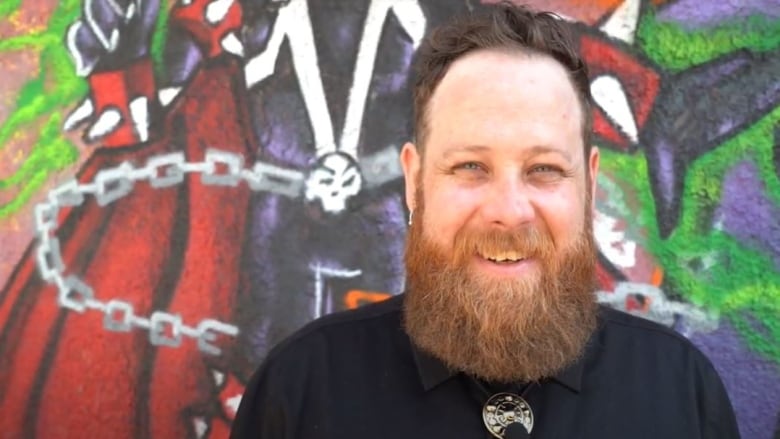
[422,185,482,242]
[533,189,587,245]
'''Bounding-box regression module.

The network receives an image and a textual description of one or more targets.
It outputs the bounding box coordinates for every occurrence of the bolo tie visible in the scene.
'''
[467,377,535,439]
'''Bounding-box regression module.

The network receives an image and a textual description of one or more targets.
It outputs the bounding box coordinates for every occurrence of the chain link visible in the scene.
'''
[36,235,64,282]
[242,161,305,198]
[147,152,186,188]
[94,162,136,206]
[34,202,59,236]
[201,149,245,186]
[33,147,306,355]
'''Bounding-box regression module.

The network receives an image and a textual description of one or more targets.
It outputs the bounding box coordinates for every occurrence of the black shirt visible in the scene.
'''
[231,294,740,438]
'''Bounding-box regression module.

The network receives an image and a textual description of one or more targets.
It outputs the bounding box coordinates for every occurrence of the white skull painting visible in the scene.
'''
[304,152,363,214]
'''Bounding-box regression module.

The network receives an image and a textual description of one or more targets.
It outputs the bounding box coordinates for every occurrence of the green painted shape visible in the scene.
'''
[728,282,780,359]
[0,0,23,19]
[0,0,86,218]
[0,113,77,188]
[596,5,780,366]
[599,105,780,365]
[151,1,171,79]
[0,0,174,218]
[596,173,632,219]
[637,12,780,71]
[0,113,79,216]
[0,47,86,155]
[0,33,59,52]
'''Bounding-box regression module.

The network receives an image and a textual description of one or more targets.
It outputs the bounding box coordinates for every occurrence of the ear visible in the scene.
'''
[400,142,421,212]
[588,146,600,209]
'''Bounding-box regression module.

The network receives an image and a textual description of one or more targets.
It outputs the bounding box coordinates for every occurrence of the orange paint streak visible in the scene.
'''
[651,267,664,287]
[344,290,392,310]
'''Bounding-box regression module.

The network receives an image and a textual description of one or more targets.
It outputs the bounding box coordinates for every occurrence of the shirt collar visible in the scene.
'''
[409,313,605,394]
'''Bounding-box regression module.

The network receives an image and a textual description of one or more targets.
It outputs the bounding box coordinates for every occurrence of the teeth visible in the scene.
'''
[483,251,525,262]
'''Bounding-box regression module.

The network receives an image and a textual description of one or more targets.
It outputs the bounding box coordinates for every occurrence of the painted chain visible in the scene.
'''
[34,148,305,355]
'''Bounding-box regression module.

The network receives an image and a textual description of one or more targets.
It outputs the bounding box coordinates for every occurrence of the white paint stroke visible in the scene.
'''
[599,0,641,44]
[591,75,639,143]
[103,0,127,16]
[391,1,425,48]
[124,1,135,21]
[206,0,234,25]
[594,210,636,269]
[311,264,362,319]
[192,417,208,439]
[129,96,149,142]
[212,369,225,387]
[244,0,336,156]
[66,21,98,77]
[246,0,426,161]
[221,31,245,57]
[340,0,425,159]
[225,394,242,417]
[84,0,121,51]
[86,108,122,141]
[64,98,95,131]
[158,86,183,107]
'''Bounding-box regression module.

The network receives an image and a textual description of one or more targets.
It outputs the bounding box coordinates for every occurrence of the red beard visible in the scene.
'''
[403,192,598,383]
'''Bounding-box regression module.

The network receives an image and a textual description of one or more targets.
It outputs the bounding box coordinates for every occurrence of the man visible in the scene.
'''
[230,3,740,438]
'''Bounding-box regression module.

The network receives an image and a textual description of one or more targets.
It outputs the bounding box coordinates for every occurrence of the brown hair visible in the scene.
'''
[412,2,593,156]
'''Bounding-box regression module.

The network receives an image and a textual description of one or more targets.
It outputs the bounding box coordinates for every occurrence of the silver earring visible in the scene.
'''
[408,210,413,226]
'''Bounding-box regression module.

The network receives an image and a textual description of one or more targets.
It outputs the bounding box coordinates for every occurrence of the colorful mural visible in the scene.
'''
[0,0,778,438]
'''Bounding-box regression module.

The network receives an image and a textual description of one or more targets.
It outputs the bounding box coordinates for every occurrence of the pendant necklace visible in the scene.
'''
[469,378,534,438]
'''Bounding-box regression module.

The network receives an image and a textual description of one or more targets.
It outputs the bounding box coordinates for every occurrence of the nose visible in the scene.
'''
[479,174,535,229]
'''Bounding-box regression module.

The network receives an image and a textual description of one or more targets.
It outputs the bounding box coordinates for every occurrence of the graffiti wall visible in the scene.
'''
[1,0,778,437]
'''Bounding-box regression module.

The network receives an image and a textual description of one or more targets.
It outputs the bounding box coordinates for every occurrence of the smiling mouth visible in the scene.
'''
[479,251,526,264]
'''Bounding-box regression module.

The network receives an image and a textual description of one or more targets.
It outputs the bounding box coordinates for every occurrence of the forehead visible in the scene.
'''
[425,49,583,157]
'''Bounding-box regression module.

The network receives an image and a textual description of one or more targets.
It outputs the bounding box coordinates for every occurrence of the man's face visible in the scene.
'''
[404,49,598,271]
[400,49,600,383]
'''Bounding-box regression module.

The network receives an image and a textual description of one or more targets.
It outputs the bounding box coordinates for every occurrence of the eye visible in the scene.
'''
[454,161,484,171]
[528,164,569,184]
[529,164,562,174]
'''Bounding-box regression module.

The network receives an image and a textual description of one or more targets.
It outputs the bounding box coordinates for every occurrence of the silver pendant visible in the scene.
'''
[482,392,533,438]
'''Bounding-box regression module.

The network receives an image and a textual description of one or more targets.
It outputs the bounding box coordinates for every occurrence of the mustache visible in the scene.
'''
[451,226,554,265]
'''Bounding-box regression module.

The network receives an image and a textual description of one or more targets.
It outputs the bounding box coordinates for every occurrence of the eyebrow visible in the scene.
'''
[526,145,574,162]
[441,145,491,159]
[441,144,573,162]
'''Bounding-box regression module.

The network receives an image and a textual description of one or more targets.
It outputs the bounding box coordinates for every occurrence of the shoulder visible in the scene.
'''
[263,294,405,365]
[295,293,404,335]
[594,307,739,436]
[598,305,693,345]
[232,295,406,432]
[595,305,720,375]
